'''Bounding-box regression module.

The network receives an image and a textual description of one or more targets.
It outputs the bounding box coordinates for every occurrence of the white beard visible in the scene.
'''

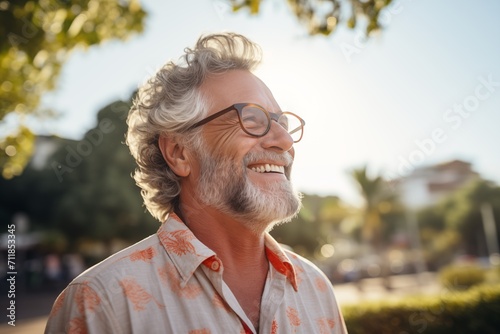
[193,143,302,233]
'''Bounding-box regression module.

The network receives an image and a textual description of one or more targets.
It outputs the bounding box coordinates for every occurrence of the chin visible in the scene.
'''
[235,183,303,234]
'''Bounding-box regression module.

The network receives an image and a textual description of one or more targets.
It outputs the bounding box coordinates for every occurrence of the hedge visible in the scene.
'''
[342,283,500,334]
[439,264,486,290]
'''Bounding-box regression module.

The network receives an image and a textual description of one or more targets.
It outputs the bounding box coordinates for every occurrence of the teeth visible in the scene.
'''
[251,164,285,174]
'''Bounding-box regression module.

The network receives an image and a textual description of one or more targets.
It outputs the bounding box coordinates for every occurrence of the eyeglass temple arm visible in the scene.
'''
[188,105,236,130]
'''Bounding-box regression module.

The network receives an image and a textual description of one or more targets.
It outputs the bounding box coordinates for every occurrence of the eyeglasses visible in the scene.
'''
[188,103,306,143]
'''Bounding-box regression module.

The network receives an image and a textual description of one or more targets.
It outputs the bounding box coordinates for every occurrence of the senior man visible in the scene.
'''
[46,32,347,334]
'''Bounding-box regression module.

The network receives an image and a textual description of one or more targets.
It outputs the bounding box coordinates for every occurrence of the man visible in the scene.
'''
[46,32,348,334]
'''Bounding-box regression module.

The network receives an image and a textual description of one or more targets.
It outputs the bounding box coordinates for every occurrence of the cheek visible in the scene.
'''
[204,128,257,161]
[204,124,238,149]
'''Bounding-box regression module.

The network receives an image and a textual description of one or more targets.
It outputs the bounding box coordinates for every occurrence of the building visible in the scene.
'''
[397,160,479,209]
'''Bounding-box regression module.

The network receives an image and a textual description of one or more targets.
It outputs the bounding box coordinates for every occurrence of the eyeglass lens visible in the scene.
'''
[240,105,269,136]
[240,105,303,142]
[278,113,303,142]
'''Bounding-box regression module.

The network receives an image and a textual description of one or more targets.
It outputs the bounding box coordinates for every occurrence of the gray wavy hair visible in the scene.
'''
[126,32,262,222]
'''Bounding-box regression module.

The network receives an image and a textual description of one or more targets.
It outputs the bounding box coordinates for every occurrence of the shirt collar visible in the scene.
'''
[157,213,298,291]
[157,213,216,287]
[264,233,299,291]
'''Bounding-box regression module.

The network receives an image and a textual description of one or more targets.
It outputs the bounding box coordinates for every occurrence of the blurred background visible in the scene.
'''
[1,0,500,332]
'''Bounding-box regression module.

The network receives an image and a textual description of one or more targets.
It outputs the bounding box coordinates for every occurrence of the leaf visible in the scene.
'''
[0,0,147,177]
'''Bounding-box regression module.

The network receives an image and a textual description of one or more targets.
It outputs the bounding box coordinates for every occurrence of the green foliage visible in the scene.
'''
[0,0,146,178]
[0,96,350,261]
[40,229,68,253]
[0,97,158,257]
[0,125,34,178]
[48,99,158,250]
[417,200,462,269]
[439,264,486,291]
[444,180,500,232]
[421,228,461,270]
[425,179,500,257]
[418,205,446,231]
[342,283,500,334]
[230,0,393,36]
[348,165,402,247]
[270,194,348,257]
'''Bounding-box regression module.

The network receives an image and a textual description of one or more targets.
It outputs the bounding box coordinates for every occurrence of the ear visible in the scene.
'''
[158,135,191,177]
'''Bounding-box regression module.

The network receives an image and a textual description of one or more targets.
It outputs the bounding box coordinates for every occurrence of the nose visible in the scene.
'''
[260,119,294,153]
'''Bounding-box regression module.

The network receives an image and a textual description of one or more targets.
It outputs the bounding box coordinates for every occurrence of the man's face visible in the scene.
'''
[191,70,302,231]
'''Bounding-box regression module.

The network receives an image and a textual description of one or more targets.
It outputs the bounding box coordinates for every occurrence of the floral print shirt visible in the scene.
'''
[45,214,347,333]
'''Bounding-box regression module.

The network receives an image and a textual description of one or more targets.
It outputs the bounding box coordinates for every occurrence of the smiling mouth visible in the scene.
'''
[249,164,285,174]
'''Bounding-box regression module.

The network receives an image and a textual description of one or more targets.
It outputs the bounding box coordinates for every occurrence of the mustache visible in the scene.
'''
[243,151,294,180]
[243,151,293,167]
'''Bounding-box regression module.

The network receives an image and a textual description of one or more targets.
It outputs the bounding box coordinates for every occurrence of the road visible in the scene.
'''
[334,272,440,305]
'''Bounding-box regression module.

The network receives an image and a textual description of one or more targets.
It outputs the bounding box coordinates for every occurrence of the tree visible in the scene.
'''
[350,165,400,248]
[1,0,397,179]
[0,97,158,260]
[48,98,158,253]
[0,0,146,179]
[414,178,500,269]
[348,165,402,286]
[270,194,348,258]
[230,0,394,36]
[441,179,500,257]
[417,205,461,270]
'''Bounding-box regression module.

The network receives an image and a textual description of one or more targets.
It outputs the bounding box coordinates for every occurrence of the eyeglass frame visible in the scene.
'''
[187,103,306,143]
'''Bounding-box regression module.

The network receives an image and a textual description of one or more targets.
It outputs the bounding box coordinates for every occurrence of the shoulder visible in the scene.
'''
[284,248,337,295]
[46,235,164,330]
[46,235,167,331]
[72,234,161,286]
[284,249,328,278]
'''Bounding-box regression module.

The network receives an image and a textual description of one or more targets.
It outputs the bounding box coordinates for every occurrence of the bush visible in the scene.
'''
[439,264,486,290]
[342,284,500,334]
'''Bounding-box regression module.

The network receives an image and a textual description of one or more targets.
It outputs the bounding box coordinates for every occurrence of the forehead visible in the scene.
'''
[199,70,280,114]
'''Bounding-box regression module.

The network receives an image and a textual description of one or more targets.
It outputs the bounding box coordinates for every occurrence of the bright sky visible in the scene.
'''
[35,0,500,204]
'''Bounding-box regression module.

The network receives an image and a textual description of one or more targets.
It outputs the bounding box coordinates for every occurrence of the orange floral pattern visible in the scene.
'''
[212,292,231,312]
[129,246,156,262]
[188,329,211,334]
[159,229,197,256]
[315,276,328,292]
[317,317,336,334]
[49,289,67,317]
[75,282,101,314]
[45,215,347,333]
[158,262,202,299]
[68,316,87,334]
[271,319,278,334]
[286,306,301,332]
[119,277,164,311]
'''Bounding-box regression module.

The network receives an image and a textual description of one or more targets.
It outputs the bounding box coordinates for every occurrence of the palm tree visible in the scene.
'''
[350,165,399,289]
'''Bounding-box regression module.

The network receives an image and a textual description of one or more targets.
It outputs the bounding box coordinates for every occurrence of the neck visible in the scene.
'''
[178,196,271,330]
[179,200,268,267]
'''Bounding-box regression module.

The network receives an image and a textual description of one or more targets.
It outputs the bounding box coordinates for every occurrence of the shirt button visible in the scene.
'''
[211,260,220,271]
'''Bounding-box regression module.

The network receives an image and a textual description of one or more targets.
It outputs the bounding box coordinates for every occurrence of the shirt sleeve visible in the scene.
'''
[45,281,121,334]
